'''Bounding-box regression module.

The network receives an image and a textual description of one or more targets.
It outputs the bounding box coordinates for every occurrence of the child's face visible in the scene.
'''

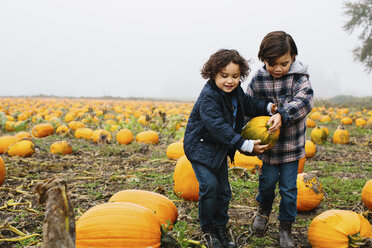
[214,62,240,93]
[264,52,295,78]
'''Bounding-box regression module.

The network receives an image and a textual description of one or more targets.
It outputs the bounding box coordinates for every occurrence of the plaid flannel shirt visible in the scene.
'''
[246,60,314,165]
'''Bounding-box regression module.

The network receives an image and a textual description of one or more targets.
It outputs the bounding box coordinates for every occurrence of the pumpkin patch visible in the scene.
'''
[0,97,370,248]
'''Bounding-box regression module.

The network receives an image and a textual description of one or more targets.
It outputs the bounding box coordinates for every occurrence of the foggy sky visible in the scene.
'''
[1,0,371,100]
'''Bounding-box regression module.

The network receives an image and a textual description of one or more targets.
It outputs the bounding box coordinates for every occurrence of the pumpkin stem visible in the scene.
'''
[348,233,370,247]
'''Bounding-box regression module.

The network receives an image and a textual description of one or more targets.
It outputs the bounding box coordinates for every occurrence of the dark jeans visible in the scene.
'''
[256,160,298,222]
[191,158,232,229]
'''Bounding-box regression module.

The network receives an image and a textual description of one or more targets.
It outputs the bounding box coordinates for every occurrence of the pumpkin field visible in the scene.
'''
[0,97,371,248]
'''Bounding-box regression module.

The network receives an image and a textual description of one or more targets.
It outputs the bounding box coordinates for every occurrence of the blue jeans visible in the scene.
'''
[191,158,231,229]
[256,160,298,222]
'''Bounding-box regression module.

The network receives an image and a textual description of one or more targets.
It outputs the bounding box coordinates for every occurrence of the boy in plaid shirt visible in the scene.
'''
[246,31,314,248]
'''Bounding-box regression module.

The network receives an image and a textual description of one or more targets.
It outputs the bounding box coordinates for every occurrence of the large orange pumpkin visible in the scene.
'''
[173,155,199,201]
[241,116,280,150]
[361,179,372,210]
[76,202,162,247]
[31,123,54,138]
[0,136,20,154]
[136,130,159,144]
[166,142,184,160]
[116,129,134,145]
[296,173,324,211]
[308,209,372,248]
[7,140,35,157]
[0,157,5,187]
[109,190,178,229]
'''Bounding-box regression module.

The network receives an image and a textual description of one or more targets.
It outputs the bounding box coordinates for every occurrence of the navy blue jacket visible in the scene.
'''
[184,80,269,173]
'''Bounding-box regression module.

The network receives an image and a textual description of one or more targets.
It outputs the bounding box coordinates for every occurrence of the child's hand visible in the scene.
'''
[267,113,282,134]
[252,139,269,154]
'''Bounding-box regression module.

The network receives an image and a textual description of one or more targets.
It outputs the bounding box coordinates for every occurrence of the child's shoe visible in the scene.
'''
[216,226,237,248]
[202,226,223,248]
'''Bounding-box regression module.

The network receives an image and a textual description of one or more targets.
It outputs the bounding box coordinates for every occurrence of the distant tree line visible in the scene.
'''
[315,95,372,108]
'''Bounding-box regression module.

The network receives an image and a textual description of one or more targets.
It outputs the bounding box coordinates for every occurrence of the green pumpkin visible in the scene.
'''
[241,116,280,150]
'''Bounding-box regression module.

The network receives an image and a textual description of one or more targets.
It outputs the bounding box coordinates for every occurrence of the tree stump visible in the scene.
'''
[34,177,75,248]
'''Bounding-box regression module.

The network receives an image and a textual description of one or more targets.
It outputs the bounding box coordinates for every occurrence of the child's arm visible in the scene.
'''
[242,93,271,117]
[276,75,314,126]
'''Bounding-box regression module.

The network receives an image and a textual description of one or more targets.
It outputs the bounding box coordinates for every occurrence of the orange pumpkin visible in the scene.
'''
[231,151,262,173]
[308,210,372,248]
[109,190,178,229]
[7,140,35,157]
[50,141,73,155]
[74,128,93,140]
[340,117,353,125]
[355,117,367,127]
[361,179,372,210]
[319,115,331,123]
[0,157,5,187]
[306,118,316,128]
[241,116,280,150]
[173,155,199,201]
[92,129,111,144]
[0,136,21,154]
[4,121,15,131]
[76,202,161,248]
[310,126,327,144]
[332,125,349,144]
[297,156,306,173]
[31,123,54,138]
[116,129,134,145]
[166,142,184,160]
[309,111,321,120]
[56,125,70,136]
[296,173,324,211]
[14,131,32,139]
[68,121,86,131]
[136,130,159,144]
[305,140,316,158]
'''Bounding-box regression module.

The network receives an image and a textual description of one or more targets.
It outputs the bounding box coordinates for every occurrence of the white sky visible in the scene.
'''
[0,0,371,100]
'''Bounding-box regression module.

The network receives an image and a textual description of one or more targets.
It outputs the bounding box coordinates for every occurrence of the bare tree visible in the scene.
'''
[343,0,372,73]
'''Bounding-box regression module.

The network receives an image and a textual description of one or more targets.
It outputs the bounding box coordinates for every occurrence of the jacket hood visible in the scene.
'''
[259,59,309,77]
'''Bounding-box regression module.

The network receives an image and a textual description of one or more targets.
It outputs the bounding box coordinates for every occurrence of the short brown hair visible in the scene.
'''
[201,49,250,81]
[258,31,298,65]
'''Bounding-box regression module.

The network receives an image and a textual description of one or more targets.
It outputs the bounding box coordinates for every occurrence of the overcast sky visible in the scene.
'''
[1,0,371,100]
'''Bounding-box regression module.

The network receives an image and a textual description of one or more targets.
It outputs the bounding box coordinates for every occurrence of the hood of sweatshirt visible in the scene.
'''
[259,59,309,77]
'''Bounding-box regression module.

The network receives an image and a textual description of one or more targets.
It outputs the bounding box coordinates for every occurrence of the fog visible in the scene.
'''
[1,0,371,100]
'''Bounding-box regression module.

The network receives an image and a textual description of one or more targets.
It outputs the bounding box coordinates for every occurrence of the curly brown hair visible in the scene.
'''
[201,49,250,81]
